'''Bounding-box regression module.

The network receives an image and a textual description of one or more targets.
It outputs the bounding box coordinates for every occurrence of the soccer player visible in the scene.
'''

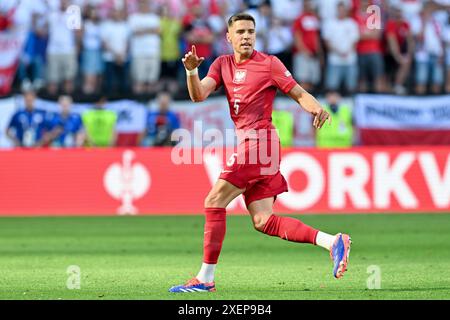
[169,13,351,293]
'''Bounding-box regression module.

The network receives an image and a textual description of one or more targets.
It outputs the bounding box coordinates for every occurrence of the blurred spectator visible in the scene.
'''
[160,3,183,94]
[267,17,293,71]
[219,0,246,16]
[183,3,215,78]
[411,1,445,94]
[152,0,186,19]
[316,0,351,21]
[270,0,303,25]
[17,7,48,92]
[433,0,450,25]
[242,0,268,10]
[246,1,271,53]
[323,2,360,94]
[316,90,354,148]
[354,0,385,93]
[129,0,161,94]
[0,1,16,31]
[100,8,130,95]
[432,0,450,92]
[82,96,117,147]
[208,0,232,57]
[6,90,49,147]
[97,0,139,19]
[292,0,322,92]
[372,0,391,21]
[46,0,80,95]
[385,5,414,95]
[140,92,180,147]
[445,12,450,93]
[81,5,103,95]
[45,95,85,147]
[390,0,424,21]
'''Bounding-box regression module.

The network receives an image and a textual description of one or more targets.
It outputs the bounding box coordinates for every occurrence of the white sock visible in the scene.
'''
[315,232,336,251]
[196,263,216,283]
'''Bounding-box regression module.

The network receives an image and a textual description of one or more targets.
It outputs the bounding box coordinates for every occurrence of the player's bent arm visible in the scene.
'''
[187,76,217,103]
[287,84,323,114]
[287,84,331,129]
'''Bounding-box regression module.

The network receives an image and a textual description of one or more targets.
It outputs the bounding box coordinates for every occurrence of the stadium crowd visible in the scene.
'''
[1,0,449,97]
[2,0,450,149]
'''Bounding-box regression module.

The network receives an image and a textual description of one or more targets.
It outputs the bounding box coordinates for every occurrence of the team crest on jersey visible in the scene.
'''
[233,69,247,84]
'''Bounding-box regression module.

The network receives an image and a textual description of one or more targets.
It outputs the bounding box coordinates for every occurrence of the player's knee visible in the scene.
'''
[252,212,271,232]
[204,192,222,208]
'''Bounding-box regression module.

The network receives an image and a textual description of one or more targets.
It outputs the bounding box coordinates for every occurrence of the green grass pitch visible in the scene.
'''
[0,214,450,300]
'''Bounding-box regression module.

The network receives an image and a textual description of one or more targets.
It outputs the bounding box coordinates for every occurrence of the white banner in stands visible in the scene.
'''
[102,100,147,133]
[355,94,450,129]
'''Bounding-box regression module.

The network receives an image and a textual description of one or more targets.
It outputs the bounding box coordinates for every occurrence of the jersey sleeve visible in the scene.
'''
[206,57,223,90]
[270,56,297,94]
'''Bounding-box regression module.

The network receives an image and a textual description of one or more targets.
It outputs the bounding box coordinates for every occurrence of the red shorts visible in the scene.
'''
[219,138,288,207]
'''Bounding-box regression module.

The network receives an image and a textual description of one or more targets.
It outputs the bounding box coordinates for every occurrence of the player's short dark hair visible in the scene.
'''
[227,13,256,28]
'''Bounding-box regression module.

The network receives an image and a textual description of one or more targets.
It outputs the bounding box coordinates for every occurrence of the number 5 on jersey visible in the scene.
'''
[233,99,240,115]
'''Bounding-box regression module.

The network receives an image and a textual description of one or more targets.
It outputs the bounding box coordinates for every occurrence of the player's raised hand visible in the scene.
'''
[312,108,331,129]
[182,45,205,71]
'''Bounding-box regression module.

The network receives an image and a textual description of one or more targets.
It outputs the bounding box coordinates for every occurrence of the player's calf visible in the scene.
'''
[262,214,318,244]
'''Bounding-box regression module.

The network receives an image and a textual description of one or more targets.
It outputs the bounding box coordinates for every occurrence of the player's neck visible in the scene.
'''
[234,50,254,64]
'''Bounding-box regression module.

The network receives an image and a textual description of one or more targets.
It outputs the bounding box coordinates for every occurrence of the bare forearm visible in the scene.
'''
[183,45,215,102]
[297,90,322,114]
[186,74,205,102]
[288,84,331,129]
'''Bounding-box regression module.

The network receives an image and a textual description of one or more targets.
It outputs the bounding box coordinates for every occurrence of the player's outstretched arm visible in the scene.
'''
[287,84,331,129]
[182,45,217,103]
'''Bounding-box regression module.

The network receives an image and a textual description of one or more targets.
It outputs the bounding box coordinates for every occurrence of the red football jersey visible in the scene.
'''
[292,13,321,54]
[385,20,411,48]
[206,50,297,133]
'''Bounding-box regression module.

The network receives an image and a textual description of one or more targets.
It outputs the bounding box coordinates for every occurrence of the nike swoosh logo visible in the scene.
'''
[233,87,243,92]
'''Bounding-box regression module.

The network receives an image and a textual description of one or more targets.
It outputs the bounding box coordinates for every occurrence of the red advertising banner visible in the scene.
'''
[0,147,449,215]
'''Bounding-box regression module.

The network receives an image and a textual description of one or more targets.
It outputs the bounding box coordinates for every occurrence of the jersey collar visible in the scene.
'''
[234,50,257,66]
